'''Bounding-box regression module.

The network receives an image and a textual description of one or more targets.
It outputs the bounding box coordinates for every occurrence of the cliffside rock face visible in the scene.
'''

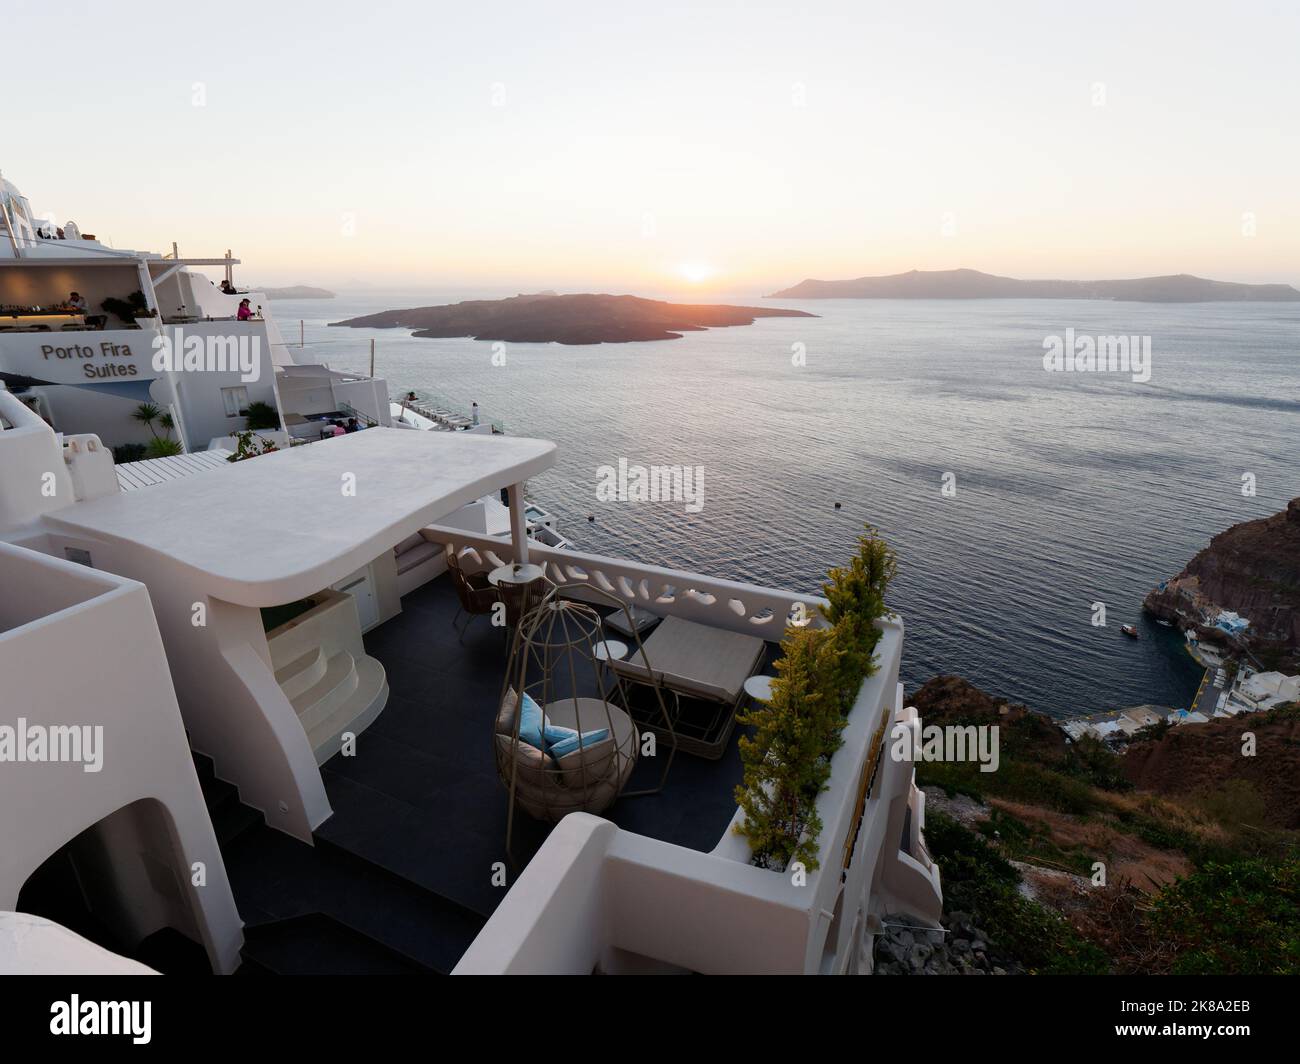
[912,675,1070,765]
[872,912,1024,975]
[1143,498,1300,669]
[1124,707,1300,828]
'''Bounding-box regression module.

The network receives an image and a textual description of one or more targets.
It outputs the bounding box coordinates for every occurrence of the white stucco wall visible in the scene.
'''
[0,541,243,973]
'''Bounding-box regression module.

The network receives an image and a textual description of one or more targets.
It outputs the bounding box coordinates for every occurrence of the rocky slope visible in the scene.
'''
[331,292,815,344]
[873,911,1024,975]
[1123,706,1300,827]
[1143,498,1300,669]
[914,674,1300,828]
[883,675,1300,974]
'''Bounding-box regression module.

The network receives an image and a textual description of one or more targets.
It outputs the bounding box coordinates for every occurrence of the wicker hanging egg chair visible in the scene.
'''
[495,583,675,856]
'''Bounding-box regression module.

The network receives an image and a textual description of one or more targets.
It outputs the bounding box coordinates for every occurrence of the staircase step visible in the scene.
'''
[197,766,239,810]
[132,927,211,975]
[240,914,435,975]
[211,798,264,849]
[307,657,387,764]
[293,650,359,730]
[223,827,484,974]
[275,645,329,700]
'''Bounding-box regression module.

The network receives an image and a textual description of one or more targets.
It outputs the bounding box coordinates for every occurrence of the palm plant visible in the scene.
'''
[131,403,164,439]
[132,403,182,455]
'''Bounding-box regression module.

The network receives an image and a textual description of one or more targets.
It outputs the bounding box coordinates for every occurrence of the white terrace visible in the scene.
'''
[0,395,941,973]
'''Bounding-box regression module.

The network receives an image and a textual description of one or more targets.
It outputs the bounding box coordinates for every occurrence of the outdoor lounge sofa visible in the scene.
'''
[606,615,765,759]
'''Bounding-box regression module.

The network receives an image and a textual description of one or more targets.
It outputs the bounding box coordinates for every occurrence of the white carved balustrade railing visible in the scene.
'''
[419,526,830,638]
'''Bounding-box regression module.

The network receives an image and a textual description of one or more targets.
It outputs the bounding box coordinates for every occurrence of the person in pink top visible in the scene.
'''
[237,298,253,321]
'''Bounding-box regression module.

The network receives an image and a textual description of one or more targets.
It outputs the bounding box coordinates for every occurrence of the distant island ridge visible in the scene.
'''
[331,291,815,344]
[255,285,335,299]
[768,268,1300,302]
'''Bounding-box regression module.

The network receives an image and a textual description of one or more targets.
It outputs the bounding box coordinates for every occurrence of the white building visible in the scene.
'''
[0,535,242,973]
[1,173,390,454]
[1237,671,1300,710]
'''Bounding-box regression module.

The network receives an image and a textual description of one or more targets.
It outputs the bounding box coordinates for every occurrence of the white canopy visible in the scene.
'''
[47,427,555,606]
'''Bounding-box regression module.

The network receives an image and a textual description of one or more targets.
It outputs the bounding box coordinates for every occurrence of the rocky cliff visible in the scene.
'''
[1143,498,1300,669]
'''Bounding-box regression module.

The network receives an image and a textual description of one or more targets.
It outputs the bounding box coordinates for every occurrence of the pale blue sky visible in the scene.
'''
[7,0,1297,293]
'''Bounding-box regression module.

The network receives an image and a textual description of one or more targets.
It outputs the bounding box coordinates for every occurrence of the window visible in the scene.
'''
[221,386,249,417]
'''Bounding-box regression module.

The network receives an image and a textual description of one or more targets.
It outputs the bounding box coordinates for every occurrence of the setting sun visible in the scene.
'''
[677,262,716,284]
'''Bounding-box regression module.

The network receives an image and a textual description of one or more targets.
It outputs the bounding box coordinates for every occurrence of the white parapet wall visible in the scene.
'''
[0,541,243,973]
[422,526,832,638]
[0,386,74,535]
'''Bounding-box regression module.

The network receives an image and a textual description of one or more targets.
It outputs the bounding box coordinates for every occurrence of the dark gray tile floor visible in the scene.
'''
[316,577,772,918]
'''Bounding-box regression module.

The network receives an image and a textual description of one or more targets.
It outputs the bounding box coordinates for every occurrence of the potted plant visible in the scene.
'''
[244,400,280,431]
[101,290,155,328]
[733,527,895,871]
[226,429,279,463]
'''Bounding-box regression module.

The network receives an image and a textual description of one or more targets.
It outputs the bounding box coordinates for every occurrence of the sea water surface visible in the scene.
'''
[271,291,1298,718]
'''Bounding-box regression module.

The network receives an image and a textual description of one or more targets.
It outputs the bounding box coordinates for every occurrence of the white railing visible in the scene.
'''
[420,526,831,638]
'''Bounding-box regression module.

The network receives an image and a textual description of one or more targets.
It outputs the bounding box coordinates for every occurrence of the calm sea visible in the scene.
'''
[271,290,1299,718]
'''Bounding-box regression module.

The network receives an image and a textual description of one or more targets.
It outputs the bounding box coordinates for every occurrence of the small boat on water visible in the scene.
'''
[1120,624,1139,639]
[1156,619,1173,628]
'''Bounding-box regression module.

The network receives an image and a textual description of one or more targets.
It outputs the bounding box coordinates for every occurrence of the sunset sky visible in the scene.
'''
[8,0,1297,295]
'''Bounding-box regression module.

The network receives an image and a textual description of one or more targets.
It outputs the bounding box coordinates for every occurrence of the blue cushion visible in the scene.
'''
[547,728,609,759]
[518,691,583,750]
[517,691,546,748]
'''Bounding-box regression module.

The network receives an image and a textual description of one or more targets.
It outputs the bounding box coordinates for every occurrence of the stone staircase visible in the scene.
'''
[271,643,388,765]
[193,753,486,975]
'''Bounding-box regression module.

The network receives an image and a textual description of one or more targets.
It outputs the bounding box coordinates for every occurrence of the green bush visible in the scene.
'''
[1064,734,1132,792]
[734,527,894,871]
[226,430,279,463]
[101,290,151,321]
[244,400,280,431]
[1151,855,1300,974]
[925,810,1110,974]
[735,626,837,871]
[918,757,1101,816]
[145,437,183,458]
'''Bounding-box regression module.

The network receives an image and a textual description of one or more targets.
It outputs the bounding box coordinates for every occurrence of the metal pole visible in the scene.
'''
[136,260,160,315]
[369,338,375,378]
[300,319,304,348]
[507,483,530,565]
[0,196,22,259]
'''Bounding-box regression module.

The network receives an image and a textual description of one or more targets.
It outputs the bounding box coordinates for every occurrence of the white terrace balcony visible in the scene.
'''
[288,528,944,974]
[14,424,941,973]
